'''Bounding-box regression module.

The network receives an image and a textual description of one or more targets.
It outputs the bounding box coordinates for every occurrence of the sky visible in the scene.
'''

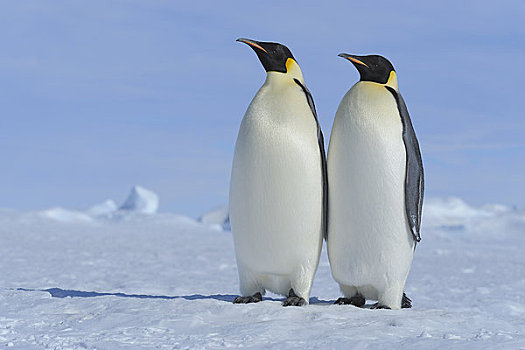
[0,1,524,217]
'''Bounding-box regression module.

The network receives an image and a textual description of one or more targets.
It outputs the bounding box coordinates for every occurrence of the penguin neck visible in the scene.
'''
[264,58,305,87]
[358,71,399,92]
[384,71,398,91]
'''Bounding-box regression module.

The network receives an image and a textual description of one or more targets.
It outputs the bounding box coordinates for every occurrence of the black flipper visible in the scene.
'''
[233,292,262,304]
[402,292,412,308]
[386,86,424,243]
[283,288,306,307]
[294,79,328,240]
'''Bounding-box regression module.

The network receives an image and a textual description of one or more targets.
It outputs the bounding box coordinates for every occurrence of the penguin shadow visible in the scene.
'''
[17,287,237,303]
[309,297,337,305]
[17,287,337,305]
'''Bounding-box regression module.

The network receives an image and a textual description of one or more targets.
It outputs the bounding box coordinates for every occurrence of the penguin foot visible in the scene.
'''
[282,289,306,307]
[233,292,262,304]
[334,293,366,307]
[334,297,352,305]
[370,303,391,310]
[401,292,412,309]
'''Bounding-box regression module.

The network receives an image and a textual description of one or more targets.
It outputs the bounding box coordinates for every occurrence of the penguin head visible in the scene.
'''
[339,54,398,90]
[237,38,303,80]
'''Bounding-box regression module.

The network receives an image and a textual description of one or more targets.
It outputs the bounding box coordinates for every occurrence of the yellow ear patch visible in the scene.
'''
[385,71,398,90]
[285,58,296,73]
[282,58,304,82]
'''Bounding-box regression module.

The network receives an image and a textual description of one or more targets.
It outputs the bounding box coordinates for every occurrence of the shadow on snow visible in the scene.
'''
[18,288,237,302]
[16,288,335,304]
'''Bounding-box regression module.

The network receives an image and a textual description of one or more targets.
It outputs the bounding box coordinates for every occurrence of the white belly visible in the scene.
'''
[327,82,414,295]
[229,76,323,283]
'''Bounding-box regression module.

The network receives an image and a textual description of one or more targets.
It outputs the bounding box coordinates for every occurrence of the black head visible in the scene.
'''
[338,54,395,84]
[237,38,295,73]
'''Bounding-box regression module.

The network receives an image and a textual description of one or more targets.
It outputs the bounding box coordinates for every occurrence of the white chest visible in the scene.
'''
[229,73,323,275]
[329,82,406,188]
[327,82,413,287]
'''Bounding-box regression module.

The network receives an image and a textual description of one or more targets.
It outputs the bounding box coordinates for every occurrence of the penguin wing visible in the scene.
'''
[294,79,328,240]
[387,87,424,242]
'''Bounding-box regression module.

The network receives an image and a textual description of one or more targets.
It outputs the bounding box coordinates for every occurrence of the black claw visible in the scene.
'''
[233,292,262,304]
[371,303,391,310]
[282,288,306,307]
[401,292,412,309]
[334,293,365,307]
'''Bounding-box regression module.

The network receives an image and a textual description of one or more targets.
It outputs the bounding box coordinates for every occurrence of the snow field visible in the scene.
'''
[0,194,524,349]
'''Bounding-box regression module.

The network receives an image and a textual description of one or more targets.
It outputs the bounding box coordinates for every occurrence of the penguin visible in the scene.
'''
[229,38,327,306]
[327,54,424,309]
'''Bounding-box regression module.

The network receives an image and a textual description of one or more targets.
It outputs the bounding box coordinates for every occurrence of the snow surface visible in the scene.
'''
[1,197,524,349]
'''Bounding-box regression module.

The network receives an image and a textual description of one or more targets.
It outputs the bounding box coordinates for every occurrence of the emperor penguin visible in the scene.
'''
[230,38,327,306]
[327,54,424,309]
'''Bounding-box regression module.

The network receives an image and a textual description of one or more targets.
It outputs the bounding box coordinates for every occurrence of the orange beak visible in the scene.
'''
[338,53,369,68]
[236,38,268,54]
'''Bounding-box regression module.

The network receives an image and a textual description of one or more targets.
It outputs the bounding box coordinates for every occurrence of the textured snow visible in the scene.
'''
[118,186,159,214]
[1,198,524,349]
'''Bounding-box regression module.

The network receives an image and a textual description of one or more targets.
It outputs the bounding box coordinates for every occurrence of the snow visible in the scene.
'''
[38,207,94,223]
[118,186,159,214]
[87,200,118,217]
[1,197,524,349]
[423,197,524,239]
[36,186,159,224]
[198,206,230,231]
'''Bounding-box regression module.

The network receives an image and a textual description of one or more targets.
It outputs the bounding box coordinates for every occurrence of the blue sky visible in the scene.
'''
[0,1,524,217]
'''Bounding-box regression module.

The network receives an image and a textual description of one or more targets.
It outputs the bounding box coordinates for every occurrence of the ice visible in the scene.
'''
[38,207,93,223]
[87,199,118,217]
[1,196,524,348]
[198,206,230,231]
[118,186,159,214]
[35,186,159,223]
[423,197,524,239]
[423,197,493,228]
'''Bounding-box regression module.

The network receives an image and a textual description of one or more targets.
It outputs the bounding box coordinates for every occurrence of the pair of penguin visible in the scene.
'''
[229,39,424,309]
